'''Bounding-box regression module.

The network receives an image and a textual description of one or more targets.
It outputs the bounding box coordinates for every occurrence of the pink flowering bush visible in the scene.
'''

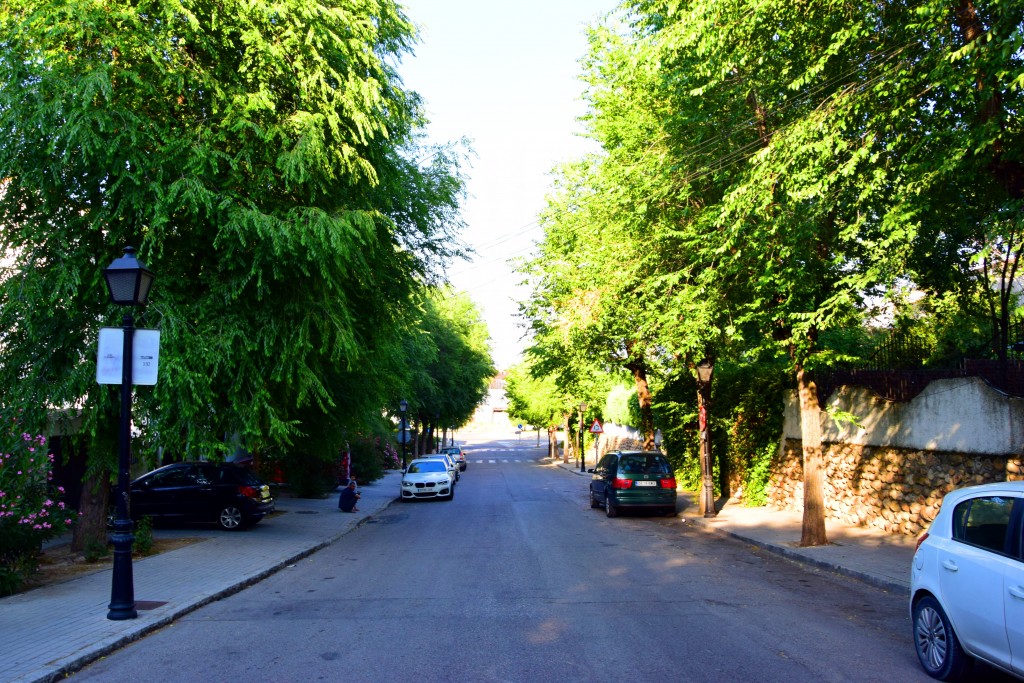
[0,432,75,596]
[380,441,401,470]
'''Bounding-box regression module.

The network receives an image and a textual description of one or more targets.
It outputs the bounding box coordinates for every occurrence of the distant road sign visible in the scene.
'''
[590,419,603,434]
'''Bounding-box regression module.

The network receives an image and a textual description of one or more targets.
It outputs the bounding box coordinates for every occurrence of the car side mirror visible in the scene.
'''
[587,468,595,473]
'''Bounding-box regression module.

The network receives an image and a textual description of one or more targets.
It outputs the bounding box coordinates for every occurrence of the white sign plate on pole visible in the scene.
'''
[96,328,161,385]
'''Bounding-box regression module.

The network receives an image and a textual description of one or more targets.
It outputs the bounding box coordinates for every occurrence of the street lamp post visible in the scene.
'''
[103,246,154,621]
[399,399,408,468]
[696,360,717,518]
[578,402,587,472]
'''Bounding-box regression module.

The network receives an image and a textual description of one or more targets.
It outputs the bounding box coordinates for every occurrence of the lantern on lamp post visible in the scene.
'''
[103,246,155,620]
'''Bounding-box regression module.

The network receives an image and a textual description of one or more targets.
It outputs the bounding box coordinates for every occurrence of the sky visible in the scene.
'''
[396,0,618,371]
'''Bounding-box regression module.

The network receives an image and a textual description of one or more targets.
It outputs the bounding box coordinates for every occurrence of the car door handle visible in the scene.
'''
[941,559,959,573]
[1009,586,1024,600]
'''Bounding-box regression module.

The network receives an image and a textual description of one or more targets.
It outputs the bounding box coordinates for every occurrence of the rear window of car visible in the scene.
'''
[952,495,1016,553]
[408,462,446,473]
[230,468,266,486]
[617,454,672,475]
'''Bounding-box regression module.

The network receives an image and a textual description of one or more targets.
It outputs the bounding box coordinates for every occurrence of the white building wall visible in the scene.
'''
[783,377,1024,455]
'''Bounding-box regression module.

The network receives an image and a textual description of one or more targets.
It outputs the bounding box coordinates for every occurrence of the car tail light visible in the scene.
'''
[238,485,258,499]
[612,478,633,489]
[660,478,677,489]
[915,531,929,552]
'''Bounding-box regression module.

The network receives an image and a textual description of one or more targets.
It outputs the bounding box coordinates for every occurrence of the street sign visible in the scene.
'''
[96,328,160,385]
[590,419,603,434]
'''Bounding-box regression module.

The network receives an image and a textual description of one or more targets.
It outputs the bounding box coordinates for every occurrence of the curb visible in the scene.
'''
[687,520,909,596]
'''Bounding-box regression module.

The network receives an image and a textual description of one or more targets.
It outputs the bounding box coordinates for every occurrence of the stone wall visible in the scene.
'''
[768,440,1023,536]
[770,378,1024,536]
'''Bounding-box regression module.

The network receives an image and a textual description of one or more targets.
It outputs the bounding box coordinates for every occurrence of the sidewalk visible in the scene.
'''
[0,471,403,683]
[552,458,917,595]
[2,460,917,683]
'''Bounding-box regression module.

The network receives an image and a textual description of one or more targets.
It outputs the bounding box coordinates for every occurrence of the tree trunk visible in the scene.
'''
[71,470,110,553]
[796,363,829,547]
[627,356,656,450]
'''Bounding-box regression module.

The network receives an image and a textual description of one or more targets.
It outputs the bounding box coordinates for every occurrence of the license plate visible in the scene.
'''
[634,480,657,487]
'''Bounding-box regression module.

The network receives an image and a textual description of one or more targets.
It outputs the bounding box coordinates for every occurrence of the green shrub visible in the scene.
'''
[133,516,154,556]
[84,539,109,563]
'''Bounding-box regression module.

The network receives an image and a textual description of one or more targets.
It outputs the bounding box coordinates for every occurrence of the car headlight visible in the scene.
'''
[402,481,413,487]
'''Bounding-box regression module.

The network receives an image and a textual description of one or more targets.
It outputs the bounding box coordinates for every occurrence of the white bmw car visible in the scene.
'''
[400,458,455,501]
[910,480,1024,681]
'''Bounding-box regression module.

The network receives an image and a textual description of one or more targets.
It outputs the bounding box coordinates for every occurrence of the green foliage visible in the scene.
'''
[505,361,565,428]
[133,516,154,557]
[603,384,635,426]
[742,444,777,508]
[347,438,385,485]
[518,0,1024,535]
[398,290,495,450]
[83,539,110,563]
[0,0,471,491]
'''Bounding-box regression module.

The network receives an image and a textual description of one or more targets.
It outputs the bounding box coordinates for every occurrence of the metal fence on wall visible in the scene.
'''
[814,324,1024,403]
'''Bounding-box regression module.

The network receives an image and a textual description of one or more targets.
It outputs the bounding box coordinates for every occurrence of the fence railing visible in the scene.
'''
[813,324,1024,402]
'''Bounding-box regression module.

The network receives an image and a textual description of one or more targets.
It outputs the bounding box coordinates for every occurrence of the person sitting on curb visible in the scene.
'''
[338,480,361,513]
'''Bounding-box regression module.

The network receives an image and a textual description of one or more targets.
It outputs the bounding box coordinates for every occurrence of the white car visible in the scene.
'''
[400,458,455,501]
[910,480,1024,681]
[422,453,460,482]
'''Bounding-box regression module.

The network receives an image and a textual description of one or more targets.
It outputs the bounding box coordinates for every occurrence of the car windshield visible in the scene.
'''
[619,455,672,475]
[407,462,446,473]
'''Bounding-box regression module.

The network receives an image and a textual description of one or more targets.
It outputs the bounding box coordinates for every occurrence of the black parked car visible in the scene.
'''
[128,462,275,530]
[589,450,677,518]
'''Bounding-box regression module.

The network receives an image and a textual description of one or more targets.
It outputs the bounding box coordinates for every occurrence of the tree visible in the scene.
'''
[0,0,468,545]
[402,290,495,453]
[505,361,566,457]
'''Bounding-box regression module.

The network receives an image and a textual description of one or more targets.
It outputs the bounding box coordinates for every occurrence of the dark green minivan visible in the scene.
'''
[589,450,677,518]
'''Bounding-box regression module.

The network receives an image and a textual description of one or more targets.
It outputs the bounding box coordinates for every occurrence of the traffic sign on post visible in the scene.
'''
[590,419,603,434]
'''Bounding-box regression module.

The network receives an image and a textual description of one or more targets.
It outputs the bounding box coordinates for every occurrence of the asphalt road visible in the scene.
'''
[69,434,935,682]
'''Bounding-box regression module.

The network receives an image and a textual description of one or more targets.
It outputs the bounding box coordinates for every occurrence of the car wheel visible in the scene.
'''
[590,490,601,508]
[662,507,677,517]
[604,492,618,518]
[446,484,455,501]
[913,595,969,681]
[218,505,245,530]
